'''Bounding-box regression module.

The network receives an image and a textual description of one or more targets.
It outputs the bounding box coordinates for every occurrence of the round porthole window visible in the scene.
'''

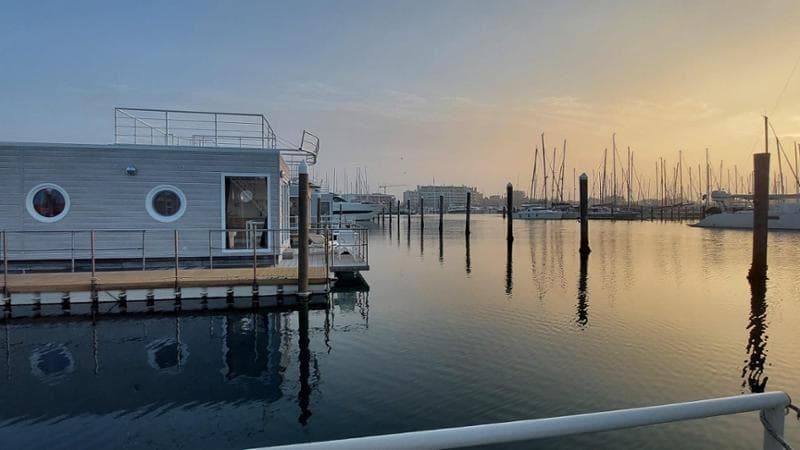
[146,185,187,222]
[26,183,70,223]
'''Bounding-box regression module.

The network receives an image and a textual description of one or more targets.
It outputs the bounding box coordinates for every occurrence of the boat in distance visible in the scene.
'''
[513,205,563,220]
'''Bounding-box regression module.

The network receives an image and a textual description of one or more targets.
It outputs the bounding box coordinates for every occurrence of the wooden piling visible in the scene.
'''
[298,162,310,295]
[502,206,506,219]
[397,200,401,225]
[579,174,590,255]
[506,183,514,242]
[316,197,321,227]
[748,152,770,280]
[407,199,411,230]
[420,198,424,230]
[438,195,444,233]
[465,191,471,236]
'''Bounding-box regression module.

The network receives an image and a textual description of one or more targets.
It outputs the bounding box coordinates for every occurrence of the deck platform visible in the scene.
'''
[1,266,329,306]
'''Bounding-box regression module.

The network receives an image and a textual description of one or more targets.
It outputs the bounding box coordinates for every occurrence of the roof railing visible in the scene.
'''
[251,392,793,450]
[114,107,277,149]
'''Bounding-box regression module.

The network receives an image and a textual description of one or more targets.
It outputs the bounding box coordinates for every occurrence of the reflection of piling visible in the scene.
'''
[297,301,312,425]
[465,192,471,236]
[298,162,310,295]
[577,254,588,327]
[505,239,513,295]
[506,183,513,242]
[743,276,768,393]
[748,152,770,281]
[438,195,444,233]
[579,173,590,255]
[465,233,471,274]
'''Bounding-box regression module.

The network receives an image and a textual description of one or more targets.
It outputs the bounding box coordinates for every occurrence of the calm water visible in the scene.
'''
[1,215,799,449]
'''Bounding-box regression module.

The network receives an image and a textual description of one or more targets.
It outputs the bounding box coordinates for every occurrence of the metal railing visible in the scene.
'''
[114,107,277,149]
[1,226,368,294]
[252,392,793,450]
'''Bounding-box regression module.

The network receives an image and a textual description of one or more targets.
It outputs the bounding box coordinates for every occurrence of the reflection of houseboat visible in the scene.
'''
[0,108,320,269]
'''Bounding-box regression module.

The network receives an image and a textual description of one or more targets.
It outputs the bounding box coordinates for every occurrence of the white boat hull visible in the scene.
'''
[691,204,800,230]
[513,209,563,220]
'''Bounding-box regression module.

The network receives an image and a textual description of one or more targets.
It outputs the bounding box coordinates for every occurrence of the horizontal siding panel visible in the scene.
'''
[1,143,285,260]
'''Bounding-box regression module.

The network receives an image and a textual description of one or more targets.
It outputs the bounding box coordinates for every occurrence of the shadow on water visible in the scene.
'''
[576,254,589,328]
[742,276,769,393]
[505,239,513,296]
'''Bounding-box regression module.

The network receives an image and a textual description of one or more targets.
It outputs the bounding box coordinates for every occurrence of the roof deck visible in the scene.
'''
[113,107,320,165]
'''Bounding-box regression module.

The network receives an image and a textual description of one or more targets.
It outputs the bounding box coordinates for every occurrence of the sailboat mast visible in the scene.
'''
[560,140,566,202]
[541,133,548,205]
[602,149,608,203]
[612,133,617,209]
[529,146,538,200]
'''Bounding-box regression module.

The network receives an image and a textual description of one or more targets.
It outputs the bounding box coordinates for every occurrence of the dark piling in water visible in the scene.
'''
[397,200,401,226]
[465,191,471,236]
[298,162,310,296]
[315,197,321,227]
[748,152,770,281]
[506,183,513,242]
[579,173,590,255]
[438,195,444,234]
[420,198,424,231]
[407,199,411,232]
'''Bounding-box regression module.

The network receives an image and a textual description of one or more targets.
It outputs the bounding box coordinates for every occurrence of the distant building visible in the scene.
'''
[403,185,482,211]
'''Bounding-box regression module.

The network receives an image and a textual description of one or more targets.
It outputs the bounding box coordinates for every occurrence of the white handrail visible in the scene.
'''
[251,392,791,450]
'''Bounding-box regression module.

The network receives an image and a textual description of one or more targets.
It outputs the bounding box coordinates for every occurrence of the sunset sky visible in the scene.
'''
[2,0,800,197]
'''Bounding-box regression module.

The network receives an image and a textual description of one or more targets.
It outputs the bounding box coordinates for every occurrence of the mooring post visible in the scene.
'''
[749,152,770,280]
[174,229,180,289]
[389,201,393,229]
[465,191,471,236]
[438,195,444,233]
[420,198,424,231]
[506,183,514,242]
[407,199,411,231]
[502,206,506,219]
[90,229,97,302]
[2,230,7,296]
[397,199,401,227]
[381,206,385,225]
[579,173,591,255]
[316,197,321,228]
[298,161,310,296]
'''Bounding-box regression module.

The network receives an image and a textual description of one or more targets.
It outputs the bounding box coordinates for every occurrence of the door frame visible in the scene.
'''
[219,172,272,254]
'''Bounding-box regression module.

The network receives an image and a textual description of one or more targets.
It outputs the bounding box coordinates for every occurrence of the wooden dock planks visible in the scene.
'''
[1,266,328,294]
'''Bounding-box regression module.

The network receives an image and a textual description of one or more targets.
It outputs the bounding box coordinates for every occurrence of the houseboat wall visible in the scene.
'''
[0,142,290,263]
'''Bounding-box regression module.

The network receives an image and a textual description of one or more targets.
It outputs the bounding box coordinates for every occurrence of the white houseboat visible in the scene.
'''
[0,108,320,271]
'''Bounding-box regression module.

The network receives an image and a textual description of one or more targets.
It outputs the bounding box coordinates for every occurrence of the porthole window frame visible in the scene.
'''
[26,183,71,223]
[146,185,187,223]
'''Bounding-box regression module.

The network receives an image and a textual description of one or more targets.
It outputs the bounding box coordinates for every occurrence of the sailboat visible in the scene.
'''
[691,118,800,230]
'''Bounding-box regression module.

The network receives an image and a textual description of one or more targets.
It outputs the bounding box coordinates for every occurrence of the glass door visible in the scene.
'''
[224,176,269,249]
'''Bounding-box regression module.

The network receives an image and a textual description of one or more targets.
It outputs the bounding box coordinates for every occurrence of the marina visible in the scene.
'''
[5,2,800,449]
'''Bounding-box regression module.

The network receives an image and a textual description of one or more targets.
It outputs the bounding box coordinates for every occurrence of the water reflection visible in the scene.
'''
[742,277,769,393]
[298,302,312,425]
[439,230,444,263]
[576,255,589,327]
[505,239,513,295]
[465,235,471,275]
[0,306,331,425]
